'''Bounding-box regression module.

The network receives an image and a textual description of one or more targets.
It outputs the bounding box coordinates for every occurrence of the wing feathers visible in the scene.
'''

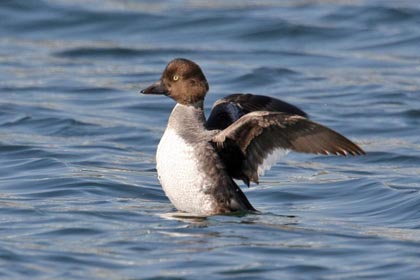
[206,93,308,130]
[212,111,364,185]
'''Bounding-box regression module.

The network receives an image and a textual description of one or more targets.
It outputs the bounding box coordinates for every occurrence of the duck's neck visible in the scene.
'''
[167,102,207,139]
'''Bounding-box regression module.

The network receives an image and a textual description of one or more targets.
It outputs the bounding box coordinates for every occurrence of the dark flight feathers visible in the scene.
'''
[206,93,307,130]
[210,105,365,186]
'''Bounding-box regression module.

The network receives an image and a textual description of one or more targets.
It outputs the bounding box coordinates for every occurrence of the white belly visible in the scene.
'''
[156,127,217,215]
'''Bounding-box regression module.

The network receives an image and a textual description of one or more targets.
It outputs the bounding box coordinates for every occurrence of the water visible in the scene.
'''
[1,0,420,279]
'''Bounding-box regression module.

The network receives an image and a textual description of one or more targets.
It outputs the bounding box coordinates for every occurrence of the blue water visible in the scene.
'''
[1,0,420,279]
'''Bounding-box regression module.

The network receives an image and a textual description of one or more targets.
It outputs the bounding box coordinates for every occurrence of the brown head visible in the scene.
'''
[141,58,209,105]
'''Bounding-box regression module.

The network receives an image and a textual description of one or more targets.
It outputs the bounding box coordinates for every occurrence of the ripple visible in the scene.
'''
[323,5,420,31]
[1,115,101,137]
[238,22,353,41]
[363,151,420,165]
[55,47,182,59]
[38,227,103,237]
[354,35,420,51]
[229,66,301,88]
[1,1,420,279]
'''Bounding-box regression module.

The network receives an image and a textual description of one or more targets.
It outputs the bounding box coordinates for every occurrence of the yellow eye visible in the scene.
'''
[173,75,179,81]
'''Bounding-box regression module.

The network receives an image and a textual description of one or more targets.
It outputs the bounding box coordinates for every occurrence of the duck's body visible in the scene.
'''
[141,58,365,216]
[156,103,255,215]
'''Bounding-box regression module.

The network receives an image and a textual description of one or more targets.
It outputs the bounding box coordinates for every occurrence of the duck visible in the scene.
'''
[141,58,365,216]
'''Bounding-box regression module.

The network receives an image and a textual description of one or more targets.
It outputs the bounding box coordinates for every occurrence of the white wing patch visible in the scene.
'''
[257,148,289,177]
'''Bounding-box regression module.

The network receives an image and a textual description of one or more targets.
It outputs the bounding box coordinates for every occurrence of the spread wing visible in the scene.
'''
[211,111,365,186]
[206,93,307,130]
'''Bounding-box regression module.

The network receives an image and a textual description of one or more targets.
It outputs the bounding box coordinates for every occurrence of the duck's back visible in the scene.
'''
[206,93,307,130]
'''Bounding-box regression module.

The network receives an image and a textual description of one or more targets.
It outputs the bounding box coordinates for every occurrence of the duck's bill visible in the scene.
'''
[140,80,168,95]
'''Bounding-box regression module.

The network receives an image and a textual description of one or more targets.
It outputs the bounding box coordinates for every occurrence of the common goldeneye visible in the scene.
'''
[141,58,365,216]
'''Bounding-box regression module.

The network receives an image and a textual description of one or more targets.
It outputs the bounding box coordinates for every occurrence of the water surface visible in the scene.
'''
[1,0,420,279]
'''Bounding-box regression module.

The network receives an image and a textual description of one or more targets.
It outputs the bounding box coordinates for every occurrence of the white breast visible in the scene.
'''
[156,127,217,215]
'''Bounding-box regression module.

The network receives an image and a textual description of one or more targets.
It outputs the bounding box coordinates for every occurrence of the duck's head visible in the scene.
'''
[141,58,209,105]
